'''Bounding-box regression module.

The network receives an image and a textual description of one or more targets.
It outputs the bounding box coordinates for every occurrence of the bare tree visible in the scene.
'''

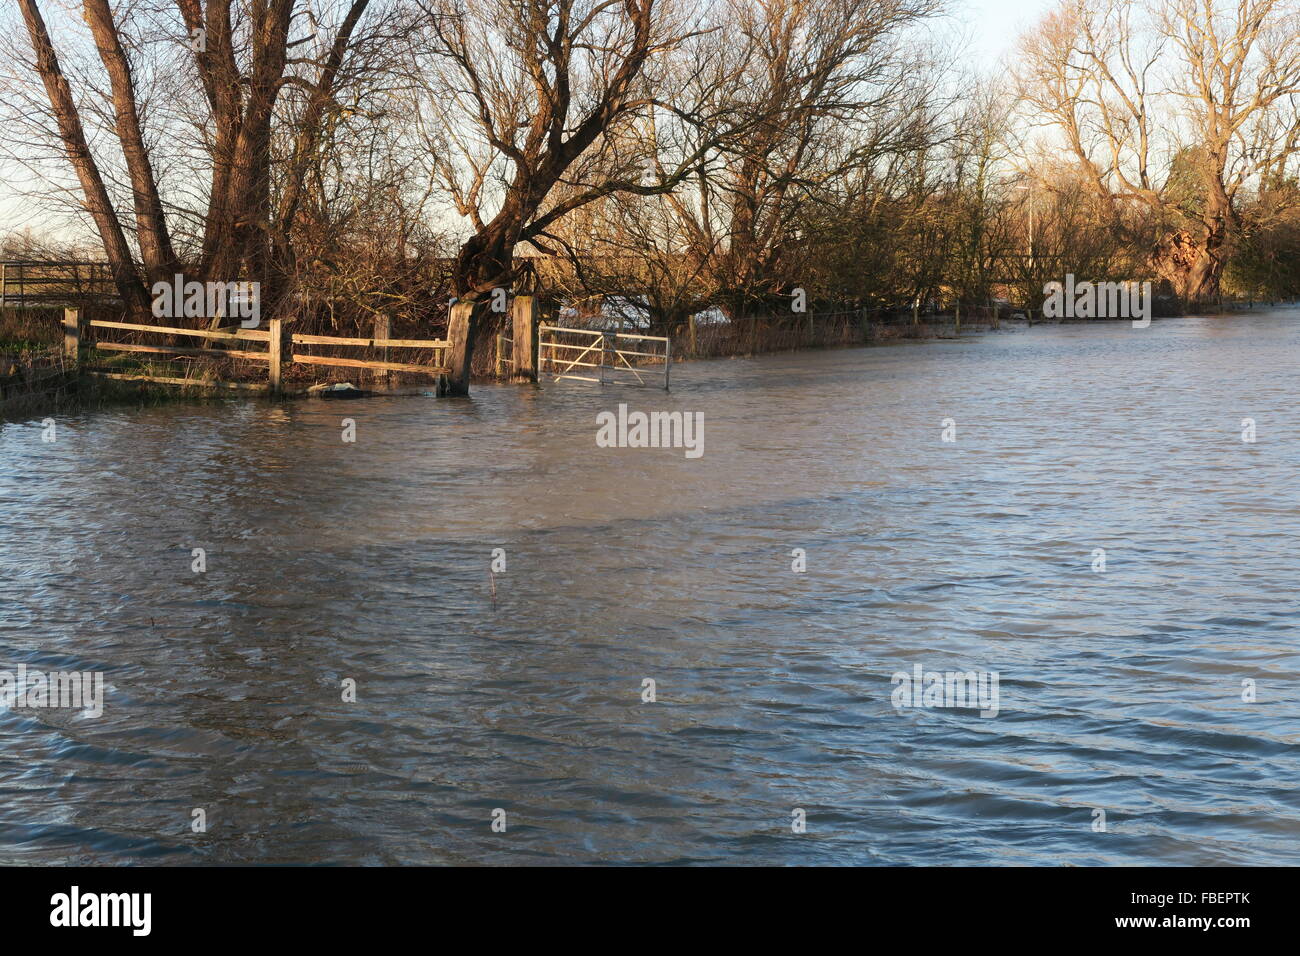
[413,0,755,389]
[13,0,390,321]
[706,0,945,318]
[16,0,153,314]
[1018,0,1300,301]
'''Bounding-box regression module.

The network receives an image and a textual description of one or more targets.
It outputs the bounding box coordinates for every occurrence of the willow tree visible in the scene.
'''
[414,0,744,391]
[13,0,380,319]
[707,0,944,318]
[1019,0,1300,303]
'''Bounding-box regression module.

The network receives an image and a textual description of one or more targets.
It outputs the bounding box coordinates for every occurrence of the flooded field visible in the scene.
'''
[2,311,1298,864]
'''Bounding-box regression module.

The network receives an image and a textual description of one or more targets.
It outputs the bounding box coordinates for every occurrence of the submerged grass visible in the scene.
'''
[0,359,254,421]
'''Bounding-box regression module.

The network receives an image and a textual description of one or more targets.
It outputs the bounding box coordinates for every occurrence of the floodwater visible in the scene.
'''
[2,310,1298,865]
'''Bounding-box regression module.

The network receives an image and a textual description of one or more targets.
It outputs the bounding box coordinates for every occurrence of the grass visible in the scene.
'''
[0,306,64,352]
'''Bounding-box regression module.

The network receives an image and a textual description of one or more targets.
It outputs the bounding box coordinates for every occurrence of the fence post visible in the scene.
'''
[511,295,538,382]
[63,307,81,364]
[445,301,476,395]
[1,261,6,307]
[268,317,282,394]
[664,337,671,391]
[373,315,390,390]
[17,262,25,306]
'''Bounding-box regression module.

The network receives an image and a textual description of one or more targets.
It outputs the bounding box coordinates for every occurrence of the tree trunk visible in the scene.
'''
[83,0,177,284]
[201,0,293,314]
[1155,221,1228,304]
[274,0,371,268]
[18,0,151,316]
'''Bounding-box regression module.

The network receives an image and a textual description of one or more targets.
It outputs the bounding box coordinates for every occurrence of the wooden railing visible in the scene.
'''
[291,316,447,377]
[78,316,277,391]
[60,309,449,395]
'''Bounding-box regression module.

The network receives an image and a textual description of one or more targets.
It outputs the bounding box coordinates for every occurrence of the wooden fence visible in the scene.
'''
[291,316,448,389]
[60,309,449,395]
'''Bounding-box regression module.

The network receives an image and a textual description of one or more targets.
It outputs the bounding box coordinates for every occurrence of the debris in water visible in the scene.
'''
[309,382,369,399]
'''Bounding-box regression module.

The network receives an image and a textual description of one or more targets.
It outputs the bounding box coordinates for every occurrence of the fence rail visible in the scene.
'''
[92,319,273,342]
[59,310,448,395]
[289,317,448,389]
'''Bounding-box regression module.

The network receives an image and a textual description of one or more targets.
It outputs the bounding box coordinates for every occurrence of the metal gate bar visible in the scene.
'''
[538,325,670,390]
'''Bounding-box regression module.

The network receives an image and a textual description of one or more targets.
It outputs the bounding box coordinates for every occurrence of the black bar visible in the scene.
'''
[0,866,1282,943]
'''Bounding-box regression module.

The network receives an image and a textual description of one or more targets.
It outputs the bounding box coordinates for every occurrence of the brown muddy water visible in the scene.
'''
[1,310,1298,864]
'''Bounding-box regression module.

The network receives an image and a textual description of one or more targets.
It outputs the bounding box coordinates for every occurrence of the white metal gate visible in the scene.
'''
[538,325,671,390]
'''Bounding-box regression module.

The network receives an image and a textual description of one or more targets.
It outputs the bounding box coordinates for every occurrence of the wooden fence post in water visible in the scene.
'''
[63,308,80,363]
[374,315,390,390]
[445,301,476,396]
[511,295,538,382]
[268,318,282,393]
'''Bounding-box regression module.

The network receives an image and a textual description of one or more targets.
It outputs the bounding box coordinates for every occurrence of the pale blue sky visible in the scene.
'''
[960,0,1058,64]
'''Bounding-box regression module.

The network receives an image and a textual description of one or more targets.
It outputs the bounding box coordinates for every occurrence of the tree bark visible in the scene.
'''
[83,0,178,285]
[18,0,151,316]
